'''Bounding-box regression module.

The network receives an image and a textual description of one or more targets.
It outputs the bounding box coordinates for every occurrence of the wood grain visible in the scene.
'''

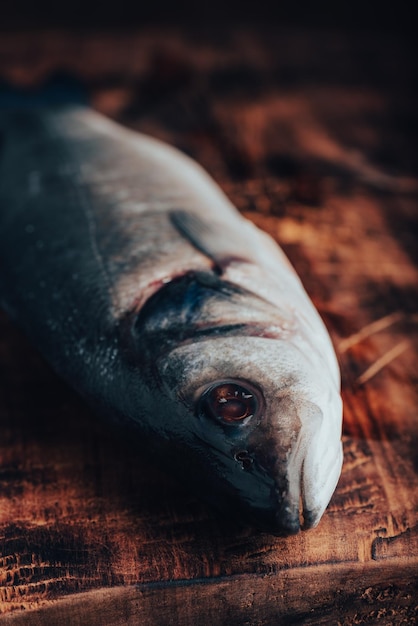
[0,27,417,623]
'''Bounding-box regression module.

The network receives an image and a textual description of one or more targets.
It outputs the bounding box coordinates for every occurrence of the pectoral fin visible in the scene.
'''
[170,209,257,273]
[171,208,296,277]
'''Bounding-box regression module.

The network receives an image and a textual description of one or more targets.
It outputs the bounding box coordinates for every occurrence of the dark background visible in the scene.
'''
[1,0,415,32]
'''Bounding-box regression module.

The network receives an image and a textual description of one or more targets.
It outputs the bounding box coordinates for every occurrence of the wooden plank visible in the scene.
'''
[2,561,417,625]
[0,28,417,622]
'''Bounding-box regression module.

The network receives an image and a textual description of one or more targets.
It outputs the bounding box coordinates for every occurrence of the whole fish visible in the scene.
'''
[0,104,343,535]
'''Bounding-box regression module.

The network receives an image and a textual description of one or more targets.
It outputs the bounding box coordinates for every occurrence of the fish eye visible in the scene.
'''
[197,380,261,426]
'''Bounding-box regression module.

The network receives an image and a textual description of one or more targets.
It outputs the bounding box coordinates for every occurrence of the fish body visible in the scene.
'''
[0,106,342,534]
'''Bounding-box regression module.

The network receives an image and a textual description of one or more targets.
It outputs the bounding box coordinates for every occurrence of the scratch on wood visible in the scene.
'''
[357,340,411,385]
[371,526,418,560]
[338,312,404,353]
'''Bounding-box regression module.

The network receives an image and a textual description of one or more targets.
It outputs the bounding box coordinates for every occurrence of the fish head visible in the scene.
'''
[158,337,343,535]
[133,272,343,535]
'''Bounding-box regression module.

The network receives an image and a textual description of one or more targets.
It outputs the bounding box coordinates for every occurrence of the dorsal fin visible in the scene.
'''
[0,73,89,109]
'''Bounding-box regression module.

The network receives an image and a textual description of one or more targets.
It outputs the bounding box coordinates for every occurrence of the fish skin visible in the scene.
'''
[0,105,343,535]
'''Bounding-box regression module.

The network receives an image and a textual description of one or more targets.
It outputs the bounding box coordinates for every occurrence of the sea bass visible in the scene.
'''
[0,105,343,535]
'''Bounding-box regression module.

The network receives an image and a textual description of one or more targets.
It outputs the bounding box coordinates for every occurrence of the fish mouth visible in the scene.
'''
[242,508,301,536]
[219,484,304,536]
[255,503,302,536]
[200,474,302,536]
[243,478,327,535]
[199,440,308,536]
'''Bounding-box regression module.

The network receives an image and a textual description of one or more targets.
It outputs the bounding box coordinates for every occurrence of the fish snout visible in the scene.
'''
[301,440,344,530]
[270,464,304,535]
[243,481,301,536]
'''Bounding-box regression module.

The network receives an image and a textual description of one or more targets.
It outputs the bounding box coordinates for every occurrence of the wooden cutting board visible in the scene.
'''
[0,27,417,624]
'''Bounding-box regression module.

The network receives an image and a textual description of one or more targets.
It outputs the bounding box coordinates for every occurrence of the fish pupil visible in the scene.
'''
[200,382,258,425]
[218,398,248,421]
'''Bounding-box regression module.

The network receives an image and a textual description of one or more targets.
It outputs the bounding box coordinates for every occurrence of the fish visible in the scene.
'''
[0,102,343,535]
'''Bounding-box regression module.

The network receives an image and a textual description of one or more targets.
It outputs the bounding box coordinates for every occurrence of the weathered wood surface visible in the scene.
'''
[0,28,417,624]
